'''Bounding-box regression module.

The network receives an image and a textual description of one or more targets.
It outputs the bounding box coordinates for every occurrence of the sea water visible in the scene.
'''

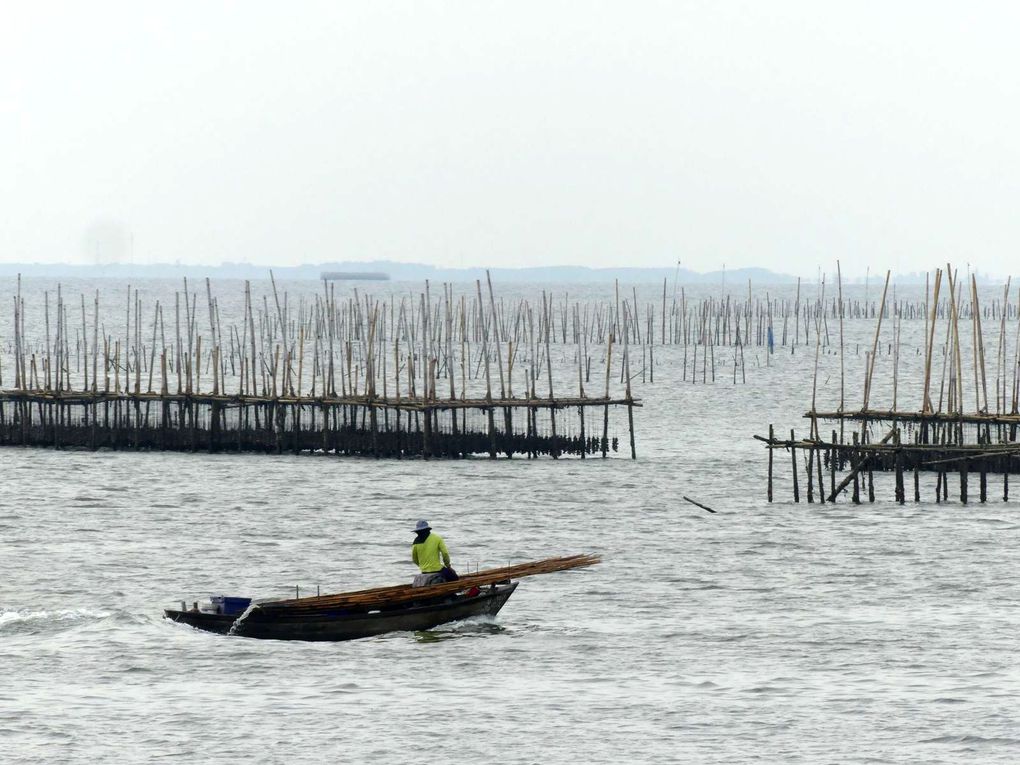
[2,278,1020,763]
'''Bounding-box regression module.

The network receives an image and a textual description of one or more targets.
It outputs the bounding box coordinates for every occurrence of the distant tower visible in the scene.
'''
[83,219,129,265]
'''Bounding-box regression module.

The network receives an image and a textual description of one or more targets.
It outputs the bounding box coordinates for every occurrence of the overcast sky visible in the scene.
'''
[2,2,1018,277]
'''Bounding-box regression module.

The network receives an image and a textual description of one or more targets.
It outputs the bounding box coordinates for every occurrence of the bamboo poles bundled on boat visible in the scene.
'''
[258,553,602,615]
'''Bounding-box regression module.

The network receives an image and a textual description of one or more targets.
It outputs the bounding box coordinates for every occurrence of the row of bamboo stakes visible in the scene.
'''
[805,263,1020,424]
[4,273,646,400]
[764,423,1018,505]
[764,262,1020,503]
[5,270,1020,400]
[0,273,644,458]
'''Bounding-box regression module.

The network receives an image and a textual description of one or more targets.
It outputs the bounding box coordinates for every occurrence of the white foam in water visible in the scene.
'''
[0,608,110,631]
[0,610,29,628]
[227,603,261,636]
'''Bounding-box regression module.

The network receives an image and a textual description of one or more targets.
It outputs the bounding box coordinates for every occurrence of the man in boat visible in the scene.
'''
[411,520,453,587]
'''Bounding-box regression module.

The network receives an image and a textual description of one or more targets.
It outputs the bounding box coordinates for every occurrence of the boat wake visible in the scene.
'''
[414,615,507,642]
[0,607,112,637]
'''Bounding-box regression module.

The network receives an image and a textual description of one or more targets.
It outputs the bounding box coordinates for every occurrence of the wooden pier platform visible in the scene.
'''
[1,272,645,460]
[0,390,639,459]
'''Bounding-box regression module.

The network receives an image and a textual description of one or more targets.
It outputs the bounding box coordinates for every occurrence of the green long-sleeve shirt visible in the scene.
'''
[411,532,451,573]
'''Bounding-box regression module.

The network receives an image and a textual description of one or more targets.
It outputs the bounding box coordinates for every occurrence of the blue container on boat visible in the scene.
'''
[211,596,252,615]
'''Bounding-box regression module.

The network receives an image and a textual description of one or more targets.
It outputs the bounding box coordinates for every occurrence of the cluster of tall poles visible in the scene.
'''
[810,264,1020,427]
[765,262,1020,504]
[1,273,649,459]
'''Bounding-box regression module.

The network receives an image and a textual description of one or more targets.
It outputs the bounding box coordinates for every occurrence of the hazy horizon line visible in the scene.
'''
[1,258,1013,284]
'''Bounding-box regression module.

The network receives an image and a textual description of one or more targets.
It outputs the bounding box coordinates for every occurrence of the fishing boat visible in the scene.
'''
[165,582,518,641]
[163,554,598,642]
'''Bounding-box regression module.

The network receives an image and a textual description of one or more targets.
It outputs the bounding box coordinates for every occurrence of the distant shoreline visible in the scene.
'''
[0,261,1000,285]
[0,260,799,284]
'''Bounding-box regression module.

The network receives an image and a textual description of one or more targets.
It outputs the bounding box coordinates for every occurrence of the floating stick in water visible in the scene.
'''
[682,495,716,514]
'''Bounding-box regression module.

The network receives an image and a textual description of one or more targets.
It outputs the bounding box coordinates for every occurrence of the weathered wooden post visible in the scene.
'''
[767,424,774,502]
[488,406,497,459]
[578,405,586,460]
[814,440,825,505]
[806,440,815,503]
[209,399,220,453]
[866,433,875,503]
[790,428,800,503]
[852,432,861,504]
[894,428,905,504]
[601,334,613,458]
[830,429,837,498]
[422,404,433,460]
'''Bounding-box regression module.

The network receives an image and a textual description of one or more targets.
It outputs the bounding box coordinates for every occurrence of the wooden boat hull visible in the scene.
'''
[164,582,518,641]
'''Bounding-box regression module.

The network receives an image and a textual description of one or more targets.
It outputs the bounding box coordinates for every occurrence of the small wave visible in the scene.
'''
[922,735,1020,746]
[0,607,111,636]
[973,517,1015,525]
[411,616,506,643]
[716,632,752,642]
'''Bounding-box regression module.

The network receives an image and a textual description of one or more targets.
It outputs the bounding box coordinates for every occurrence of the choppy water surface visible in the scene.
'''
[3,279,1020,763]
